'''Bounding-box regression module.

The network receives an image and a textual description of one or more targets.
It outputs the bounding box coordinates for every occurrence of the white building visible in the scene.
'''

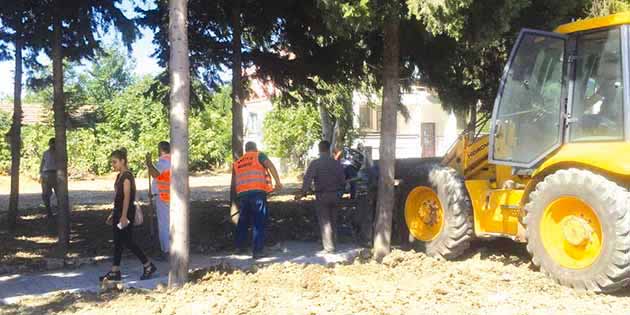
[243,72,277,150]
[242,78,459,162]
[352,85,458,159]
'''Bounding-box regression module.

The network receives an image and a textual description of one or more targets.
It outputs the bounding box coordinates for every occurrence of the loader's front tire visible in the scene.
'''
[525,169,630,292]
[402,165,474,259]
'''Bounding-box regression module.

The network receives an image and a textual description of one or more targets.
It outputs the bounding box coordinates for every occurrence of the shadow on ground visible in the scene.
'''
[0,188,326,275]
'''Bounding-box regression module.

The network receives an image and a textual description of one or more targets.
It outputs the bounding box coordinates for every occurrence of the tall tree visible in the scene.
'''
[139,0,368,135]
[373,9,400,261]
[0,0,43,232]
[231,0,244,160]
[7,16,23,233]
[229,0,244,224]
[51,1,72,255]
[316,0,403,259]
[46,0,138,256]
[10,24,23,231]
[139,0,367,223]
[168,0,191,287]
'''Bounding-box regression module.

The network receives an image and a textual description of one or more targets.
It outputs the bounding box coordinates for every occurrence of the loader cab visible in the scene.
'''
[489,16,630,169]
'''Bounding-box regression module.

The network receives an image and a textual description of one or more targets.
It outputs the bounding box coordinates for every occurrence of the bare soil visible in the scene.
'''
[3,175,630,314]
[0,174,312,274]
[3,243,630,315]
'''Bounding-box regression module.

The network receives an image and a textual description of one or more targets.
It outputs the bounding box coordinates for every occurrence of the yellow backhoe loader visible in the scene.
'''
[402,12,630,292]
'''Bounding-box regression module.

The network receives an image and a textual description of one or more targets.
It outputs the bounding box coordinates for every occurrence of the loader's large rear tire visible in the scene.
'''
[401,164,474,259]
[525,169,630,292]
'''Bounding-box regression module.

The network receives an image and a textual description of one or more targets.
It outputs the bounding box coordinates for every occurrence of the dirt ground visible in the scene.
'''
[0,174,315,274]
[3,243,630,315]
[3,175,630,314]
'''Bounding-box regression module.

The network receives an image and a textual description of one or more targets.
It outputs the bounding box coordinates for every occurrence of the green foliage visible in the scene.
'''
[83,77,232,175]
[404,0,590,124]
[588,0,630,16]
[263,104,322,167]
[85,46,135,105]
[285,79,357,148]
[0,111,11,173]
[0,70,233,178]
[26,60,91,121]
[406,0,530,43]
[189,86,233,170]
[406,0,473,38]
[19,124,54,176]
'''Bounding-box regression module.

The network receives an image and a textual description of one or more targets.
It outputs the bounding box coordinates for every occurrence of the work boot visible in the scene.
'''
[252,250,269,260]
[99,270,121,282]
[140,263,157,280]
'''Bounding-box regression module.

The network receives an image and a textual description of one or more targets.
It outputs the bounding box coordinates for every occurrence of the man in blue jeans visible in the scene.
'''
[233,142,282,259]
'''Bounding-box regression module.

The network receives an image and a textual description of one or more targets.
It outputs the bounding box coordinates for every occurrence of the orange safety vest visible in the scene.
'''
[156,155,171,203]
[234,151,273,194]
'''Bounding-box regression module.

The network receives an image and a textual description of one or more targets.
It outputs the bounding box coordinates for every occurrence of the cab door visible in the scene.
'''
[489,29,567,168]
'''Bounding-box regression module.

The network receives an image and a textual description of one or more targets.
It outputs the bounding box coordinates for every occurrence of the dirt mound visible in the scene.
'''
[6,245,630,315]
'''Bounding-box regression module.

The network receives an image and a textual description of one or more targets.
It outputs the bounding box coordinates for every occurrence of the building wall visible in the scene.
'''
[243,98,273,151]
[352,87,458,160]
[244,85,459,167]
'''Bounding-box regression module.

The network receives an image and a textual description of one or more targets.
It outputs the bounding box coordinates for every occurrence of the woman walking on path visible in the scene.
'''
[100,148,157,282]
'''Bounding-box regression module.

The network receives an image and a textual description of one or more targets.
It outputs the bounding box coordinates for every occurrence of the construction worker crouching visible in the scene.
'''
[146,141,171,261]
[233,142,283,259]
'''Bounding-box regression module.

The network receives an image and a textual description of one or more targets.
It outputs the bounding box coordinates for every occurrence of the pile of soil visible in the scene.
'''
[4,245,630,315]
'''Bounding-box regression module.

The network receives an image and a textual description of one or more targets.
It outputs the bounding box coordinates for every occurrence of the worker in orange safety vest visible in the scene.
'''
[146,141,171,261]
[232,141,282,259]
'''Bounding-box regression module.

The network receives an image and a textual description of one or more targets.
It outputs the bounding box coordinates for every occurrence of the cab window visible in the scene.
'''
[492,32,565,165]
[570,28,624,142]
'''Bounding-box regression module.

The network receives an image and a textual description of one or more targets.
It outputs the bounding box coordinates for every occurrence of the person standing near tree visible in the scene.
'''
[101,148,156,282]
[39,138,57,218]
[233,142,282,259]
[296,140,346,253]
[146,141,171,261]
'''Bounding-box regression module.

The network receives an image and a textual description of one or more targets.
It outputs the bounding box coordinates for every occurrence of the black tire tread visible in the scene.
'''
[401,164,474,260]
[524,168,630,292]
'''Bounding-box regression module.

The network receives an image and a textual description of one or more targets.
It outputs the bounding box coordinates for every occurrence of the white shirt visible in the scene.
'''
[41,150,57,173]
[151,156,171,195]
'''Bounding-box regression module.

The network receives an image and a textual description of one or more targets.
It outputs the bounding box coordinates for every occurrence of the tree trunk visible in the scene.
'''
[52,6,71,257]
[373,15,400,262]
[340,100,353,146]
[319,101,334,143]
[467,103,477,141]
[168,0,191,288]
[7,27,23,233]
[229,0,244,225]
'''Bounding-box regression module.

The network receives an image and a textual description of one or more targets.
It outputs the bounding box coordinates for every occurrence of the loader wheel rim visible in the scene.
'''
[405,186,444,241]
[540,196,603,269]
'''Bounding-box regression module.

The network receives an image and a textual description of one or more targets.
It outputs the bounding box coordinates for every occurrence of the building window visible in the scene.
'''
[359,103,380,131]
[359,104,372,129]
[248,112,260,134]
